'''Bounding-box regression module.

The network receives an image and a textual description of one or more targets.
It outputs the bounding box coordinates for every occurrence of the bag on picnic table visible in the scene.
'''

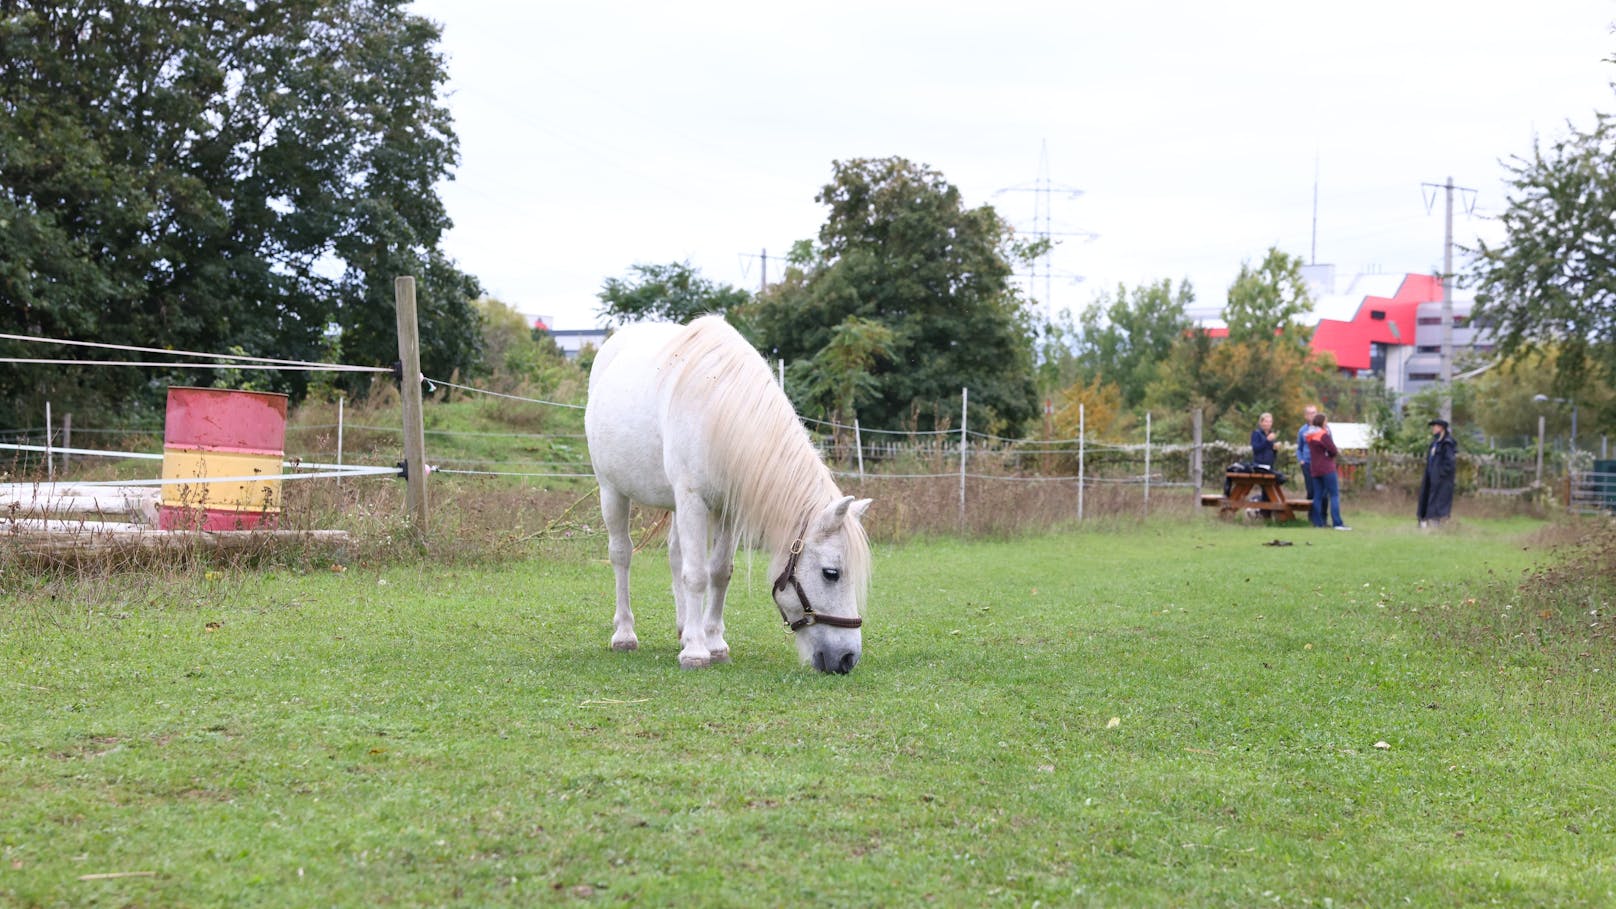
[1224,462,1286,497]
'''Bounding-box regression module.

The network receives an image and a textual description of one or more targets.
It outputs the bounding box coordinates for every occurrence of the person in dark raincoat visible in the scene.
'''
[1417,418,1457,526]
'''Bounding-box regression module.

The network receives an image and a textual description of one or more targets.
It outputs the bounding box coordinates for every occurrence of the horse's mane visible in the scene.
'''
[658,316,869,610]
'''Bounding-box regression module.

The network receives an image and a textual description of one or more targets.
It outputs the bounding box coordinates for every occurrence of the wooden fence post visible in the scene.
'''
[395,276,429,536]
[1143,411,1152,516]
[958,387,968,530]
[1077,403,1085,522]
[1191,407,1204,505]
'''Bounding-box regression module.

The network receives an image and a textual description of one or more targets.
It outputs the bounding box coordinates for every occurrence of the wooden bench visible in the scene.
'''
[1201,472,1312,523]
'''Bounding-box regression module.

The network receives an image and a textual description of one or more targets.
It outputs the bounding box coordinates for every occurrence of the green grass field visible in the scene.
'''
[3,511,1613,907]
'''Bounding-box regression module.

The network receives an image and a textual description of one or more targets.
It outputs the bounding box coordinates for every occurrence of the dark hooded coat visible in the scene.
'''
[1417,430,1457,521]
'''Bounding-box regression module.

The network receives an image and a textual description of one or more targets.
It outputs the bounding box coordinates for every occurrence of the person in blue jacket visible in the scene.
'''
[1251,412,1278,468]
[1296,404,1318,505]
[1250,412,1279,503]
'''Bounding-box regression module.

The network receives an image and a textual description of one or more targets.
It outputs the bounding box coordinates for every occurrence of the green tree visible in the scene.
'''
[596,261,752,329]
[1224,247,1314,345]
[1469,107,1616,424]
[1462,347,1614,448]
[1070,279,1194,408]
[755,157,1038,435]
[0,0,478,428]
[793,316,895,445]
[1145,255,1326,442]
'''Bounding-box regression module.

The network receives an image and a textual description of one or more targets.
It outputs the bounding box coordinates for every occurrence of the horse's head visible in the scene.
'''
[772,495,872,674]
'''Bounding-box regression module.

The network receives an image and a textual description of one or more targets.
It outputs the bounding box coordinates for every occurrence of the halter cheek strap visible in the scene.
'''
[773,536,863,632]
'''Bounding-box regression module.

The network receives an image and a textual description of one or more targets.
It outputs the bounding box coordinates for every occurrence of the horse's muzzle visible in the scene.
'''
[813,648,860,674]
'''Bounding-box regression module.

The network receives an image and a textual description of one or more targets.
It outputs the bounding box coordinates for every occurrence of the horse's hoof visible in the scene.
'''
[679,654,711,670]
[710,648,731,664]
[611,638,639,652]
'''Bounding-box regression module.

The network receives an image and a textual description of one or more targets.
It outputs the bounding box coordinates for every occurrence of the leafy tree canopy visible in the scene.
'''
[754,157,1038,435]
[1145,253,1327,443]
[1460,347,1614,448]
[1469,106,1616,425]
[596,261,751,329]
[1070,278,1194,409]
[0,0,479,428]
[1223,247,1314,346]
[790,315,895,444]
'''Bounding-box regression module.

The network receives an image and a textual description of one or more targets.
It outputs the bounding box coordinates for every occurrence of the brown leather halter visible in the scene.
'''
[772,536,863,632]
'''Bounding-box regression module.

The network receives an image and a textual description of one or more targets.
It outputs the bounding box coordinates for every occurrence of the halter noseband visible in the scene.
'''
[772,536,863,632]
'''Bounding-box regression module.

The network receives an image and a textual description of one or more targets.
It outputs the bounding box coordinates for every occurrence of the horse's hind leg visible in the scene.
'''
[704,521,735,663]
[667,516,689,642]
[600,485,638,652]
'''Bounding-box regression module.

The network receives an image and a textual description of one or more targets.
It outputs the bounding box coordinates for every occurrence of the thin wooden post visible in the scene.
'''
[1143,411,1152,515]
[395,276,429,535]
[1191,408,1204,504]
[1077,403,1085,522]
[45,401,53,481]
[854,417,864,480]
[336,395,346,468]
[62,413,71,471]
[958,387,969,530]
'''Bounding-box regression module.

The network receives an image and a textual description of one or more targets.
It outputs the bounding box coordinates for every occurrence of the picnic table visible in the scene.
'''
[1200,472,1312,523]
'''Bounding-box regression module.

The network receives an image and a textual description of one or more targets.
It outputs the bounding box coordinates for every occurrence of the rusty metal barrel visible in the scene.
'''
[158,387,288,531]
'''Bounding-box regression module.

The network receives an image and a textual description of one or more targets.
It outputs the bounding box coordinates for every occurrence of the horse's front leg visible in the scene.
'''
[600,485,638,652]
[704,520,735,663]
[671,496,714,669]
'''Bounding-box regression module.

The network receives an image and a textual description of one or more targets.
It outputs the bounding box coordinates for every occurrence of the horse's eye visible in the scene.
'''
[821,568,841,582]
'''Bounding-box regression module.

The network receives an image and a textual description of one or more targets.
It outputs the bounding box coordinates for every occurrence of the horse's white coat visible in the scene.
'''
[585,316,872,672]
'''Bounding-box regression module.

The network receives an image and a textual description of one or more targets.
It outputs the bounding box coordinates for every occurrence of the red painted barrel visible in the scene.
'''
[158,387,288,531]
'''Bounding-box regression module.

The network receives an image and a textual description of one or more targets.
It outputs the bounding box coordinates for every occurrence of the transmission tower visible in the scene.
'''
[994,141,1096,319]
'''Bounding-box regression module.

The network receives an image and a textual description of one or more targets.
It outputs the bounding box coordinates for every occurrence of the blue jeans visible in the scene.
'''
[1310,472,1343,527]
[1300,468,1317,504]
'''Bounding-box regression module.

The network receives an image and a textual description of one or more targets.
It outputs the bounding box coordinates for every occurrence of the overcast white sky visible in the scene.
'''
[407,1,1616,330]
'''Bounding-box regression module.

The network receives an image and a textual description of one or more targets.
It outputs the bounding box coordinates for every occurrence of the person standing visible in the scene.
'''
[1250,412,1280,506]
[1296,404,1318,505]
[1305,412,1349,530]
[1251,412,1278,470]
[1417,418,1457,527]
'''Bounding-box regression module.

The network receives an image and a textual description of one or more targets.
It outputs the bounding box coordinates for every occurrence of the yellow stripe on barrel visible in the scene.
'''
[160,448,283,514]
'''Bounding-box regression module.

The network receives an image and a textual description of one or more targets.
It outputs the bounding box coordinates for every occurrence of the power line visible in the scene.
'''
[994,140,1096,319]
[1421,176,1479,421]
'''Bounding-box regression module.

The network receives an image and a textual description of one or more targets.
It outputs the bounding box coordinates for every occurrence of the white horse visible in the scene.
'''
[585,315,873,673]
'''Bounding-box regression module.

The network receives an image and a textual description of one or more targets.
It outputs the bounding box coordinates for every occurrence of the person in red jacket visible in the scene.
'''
[1304,413,1349,530]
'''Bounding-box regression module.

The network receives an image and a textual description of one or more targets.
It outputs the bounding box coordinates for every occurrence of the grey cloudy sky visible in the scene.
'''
[408,1,1616,329]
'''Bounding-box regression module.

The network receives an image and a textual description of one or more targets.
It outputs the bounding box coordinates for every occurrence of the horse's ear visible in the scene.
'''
[850,498,872,521]
[811,495,857,538]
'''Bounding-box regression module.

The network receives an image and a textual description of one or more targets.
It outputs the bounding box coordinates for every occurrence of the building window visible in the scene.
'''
[1417,316,1442,326]
[1416,345,1441,354]
[1409,372,1439,381]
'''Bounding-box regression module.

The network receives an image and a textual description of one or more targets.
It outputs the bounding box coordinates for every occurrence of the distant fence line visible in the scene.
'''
[9,409,1587,523]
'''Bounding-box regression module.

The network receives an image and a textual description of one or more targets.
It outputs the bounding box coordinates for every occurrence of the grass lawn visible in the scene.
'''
[3,510,1612,907]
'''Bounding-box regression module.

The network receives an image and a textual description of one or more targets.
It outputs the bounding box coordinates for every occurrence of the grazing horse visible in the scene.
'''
[584,316,873,673]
